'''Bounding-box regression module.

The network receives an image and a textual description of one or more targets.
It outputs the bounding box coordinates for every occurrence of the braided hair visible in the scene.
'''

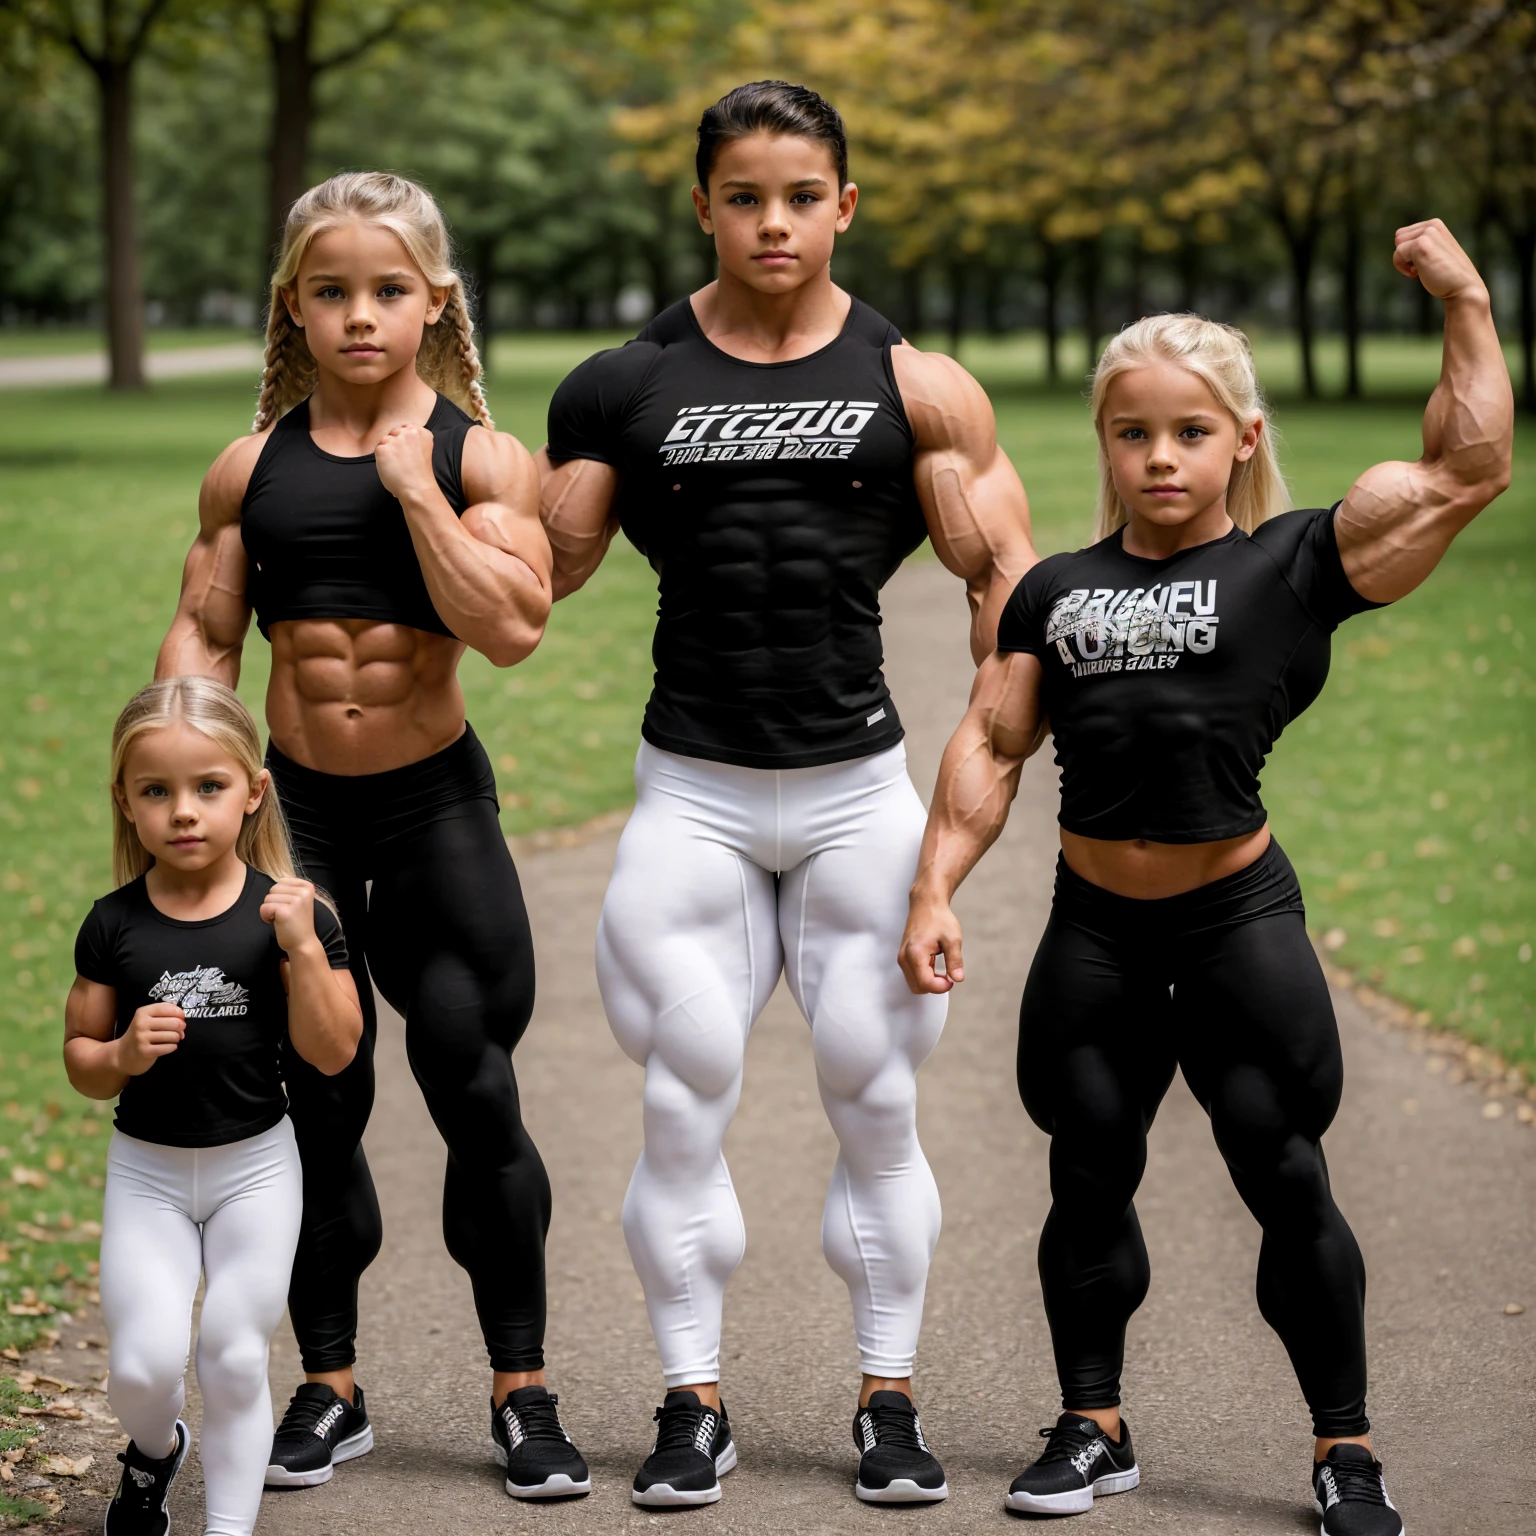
[253,171,492,433]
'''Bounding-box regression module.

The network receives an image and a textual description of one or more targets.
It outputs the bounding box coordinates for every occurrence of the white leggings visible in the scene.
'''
[598,741,947,1386]
[100,1120,302,1536]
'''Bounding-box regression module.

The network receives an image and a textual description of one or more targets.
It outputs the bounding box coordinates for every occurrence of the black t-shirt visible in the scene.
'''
[997,505,1385,843]
[74,867,348,1148]
[546,297,928,769]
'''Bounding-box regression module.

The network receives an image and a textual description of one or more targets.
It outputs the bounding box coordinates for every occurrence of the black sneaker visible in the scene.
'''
[491,1385,591,1499]
[1005,1413,1139,1515]
[1312,1444,1404,1536]
[852,1390,949,1503]
[631,1390,737,1507]
[264,1382,374,1488]
[104,1420,188,1536]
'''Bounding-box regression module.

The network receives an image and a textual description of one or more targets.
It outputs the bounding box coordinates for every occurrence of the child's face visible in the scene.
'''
[282,221,447,392]
[115,723,267,874]
[1099,360,1260,532]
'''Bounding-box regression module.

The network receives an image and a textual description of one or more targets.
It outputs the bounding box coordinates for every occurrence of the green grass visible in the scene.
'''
[0,332,1530,1347]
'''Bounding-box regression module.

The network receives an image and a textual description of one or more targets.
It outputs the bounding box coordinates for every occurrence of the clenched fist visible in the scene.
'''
[373,421,439,504]
[260,877,322,957]
[118,1002,185,1076]
[1393,219,1486,306]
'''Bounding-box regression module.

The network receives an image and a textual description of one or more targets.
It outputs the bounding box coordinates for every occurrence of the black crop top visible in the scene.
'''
[74,867,348,1148]
[241,393,477,639]
[996,506,1386,843]
[546,297,928,769]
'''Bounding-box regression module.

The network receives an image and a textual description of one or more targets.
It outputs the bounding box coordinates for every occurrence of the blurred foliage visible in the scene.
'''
[0,1,1532,398]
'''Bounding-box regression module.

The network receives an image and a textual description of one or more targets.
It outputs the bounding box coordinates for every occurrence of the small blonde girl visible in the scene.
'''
[65,677,361,1536]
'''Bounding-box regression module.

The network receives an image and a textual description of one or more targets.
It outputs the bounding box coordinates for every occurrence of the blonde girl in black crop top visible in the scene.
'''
[898,219,1510,1529]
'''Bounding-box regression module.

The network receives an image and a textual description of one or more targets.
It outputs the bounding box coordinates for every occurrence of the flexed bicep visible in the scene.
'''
[156,434,262,685]
[536,449,621,600]
[1336,220,1512,605]
[895,345,1035,661]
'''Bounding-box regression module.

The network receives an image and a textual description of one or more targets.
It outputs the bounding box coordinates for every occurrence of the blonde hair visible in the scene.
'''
[109,678,297,890]
[1090,313,1289,543]
[253,171,492,433]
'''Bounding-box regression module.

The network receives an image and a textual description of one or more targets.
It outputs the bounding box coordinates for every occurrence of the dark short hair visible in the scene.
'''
[695,80,848,191]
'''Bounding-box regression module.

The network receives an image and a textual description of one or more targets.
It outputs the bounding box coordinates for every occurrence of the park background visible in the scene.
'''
[0,0,1531,1514]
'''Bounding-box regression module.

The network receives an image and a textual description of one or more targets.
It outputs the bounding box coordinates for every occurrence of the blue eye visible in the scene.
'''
[198,781,225,795]
[316,286,343,300]
[1121,428,1147,441]
[378,285,406,299]
[143,785,168,798]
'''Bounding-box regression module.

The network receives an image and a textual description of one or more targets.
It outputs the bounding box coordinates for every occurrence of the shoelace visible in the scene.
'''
[274,1392,341,1440]
[865,1400,924,1451]
[1322,1455,1388,1505]
[651,1398,713,1454]
[504,1394,570,1443]
[1035,1419,1102,1464]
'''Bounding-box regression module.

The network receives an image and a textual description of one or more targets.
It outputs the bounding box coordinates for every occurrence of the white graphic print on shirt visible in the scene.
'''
[1046,580,1220,678]
[148,965,250,1018]
[659,400,880,466]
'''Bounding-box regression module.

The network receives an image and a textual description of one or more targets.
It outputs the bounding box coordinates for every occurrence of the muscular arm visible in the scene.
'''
[1336,220,1513,604]
[155,435,263,685]
[377,424,553,668]
[893,345,1037,662]
[534,448,621,600]
[899,649,1047,993]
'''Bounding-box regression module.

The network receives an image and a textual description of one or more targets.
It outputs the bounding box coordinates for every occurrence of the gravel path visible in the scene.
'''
[0,344,262,390]
[21,558,1533,1534]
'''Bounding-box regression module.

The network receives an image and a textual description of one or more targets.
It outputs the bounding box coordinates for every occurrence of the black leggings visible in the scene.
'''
[1018,840,1369,1438]
[268,725,550,1374]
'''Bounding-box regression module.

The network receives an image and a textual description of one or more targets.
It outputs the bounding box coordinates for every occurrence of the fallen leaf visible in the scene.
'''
[1482,1101,1504,1120]
[1,1347,22,1361]
[10,1165,47,1188]
[39,1454,92,1478]
[18,1402,83,1419]
[1322,927,1348,951]
[33,1374,77,1392]
[1505,1302,1526,1316]
[7,1301,55,1316]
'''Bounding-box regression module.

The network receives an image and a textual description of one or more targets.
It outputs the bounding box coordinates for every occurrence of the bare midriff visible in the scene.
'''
[1059,824,1272,901]
[265,618,468,775]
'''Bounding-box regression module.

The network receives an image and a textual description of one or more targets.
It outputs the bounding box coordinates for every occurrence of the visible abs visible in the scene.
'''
[266,618,467,774]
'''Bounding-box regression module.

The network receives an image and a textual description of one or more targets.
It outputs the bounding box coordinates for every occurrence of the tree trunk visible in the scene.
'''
[265,2,318,265]
[947,261,965,358]
[983,261,1005,335]
[1041,238,1061,384]
[1286,228,1319,399]
[1514,225,1536,414]
[1079,236,1101,374]
[471,235,497,379]
[899,265,924,338]
[99,56,144,390]
[1178,235,1200,313]
[1341,192,1362,400]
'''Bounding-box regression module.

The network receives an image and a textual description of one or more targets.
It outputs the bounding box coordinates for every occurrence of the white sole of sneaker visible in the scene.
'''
[631,1442,738,1507]
[264,1425,373,1489]
[506,1472,591,1500]
[489,1440,592,1498]
[1005,1465,1140,1515]
[856,1477,950,1503]
[1314,1496,1406,1536]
